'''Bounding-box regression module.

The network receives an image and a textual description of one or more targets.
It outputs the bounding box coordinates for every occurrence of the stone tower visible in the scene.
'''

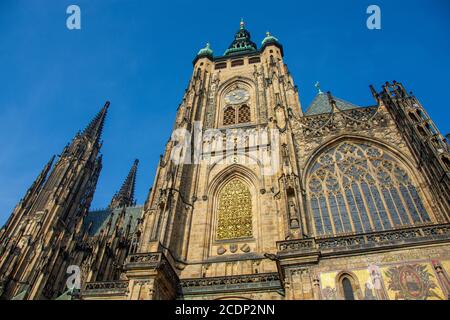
[107,20,304,300]
[0,102,108,299]
[103,21,448,300]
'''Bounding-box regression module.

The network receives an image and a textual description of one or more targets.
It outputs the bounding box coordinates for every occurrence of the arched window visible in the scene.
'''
[223,106,236,126]
[342,277,355,300]
[408,112,419,123]
[216,179,253,240]
[238,105,251,123]
[307,141,431,237]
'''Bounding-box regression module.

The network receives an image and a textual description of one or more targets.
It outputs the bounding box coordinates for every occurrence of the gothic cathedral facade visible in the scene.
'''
[1,21,449,300]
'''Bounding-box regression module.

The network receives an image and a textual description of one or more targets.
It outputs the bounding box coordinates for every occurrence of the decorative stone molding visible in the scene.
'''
[277,223,450,256]
[277,238,316,253]
[298,106,387,139]
[124,251,180,294]
[180,272,281,296]
[126,252,162,267]
[83,280,129,296]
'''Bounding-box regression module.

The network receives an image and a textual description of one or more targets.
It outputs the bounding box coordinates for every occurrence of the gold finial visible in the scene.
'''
[240,18,245,29]
[266,31,271,37]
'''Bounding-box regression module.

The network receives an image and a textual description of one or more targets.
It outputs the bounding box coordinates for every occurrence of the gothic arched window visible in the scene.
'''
[216,179,253,240]
[223,106,236,126]
[342,277,355,300]
[238,105,251,123]
[307,141,431,237]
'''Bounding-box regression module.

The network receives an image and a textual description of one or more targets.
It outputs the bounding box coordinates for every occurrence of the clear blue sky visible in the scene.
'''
[0,0,449,226]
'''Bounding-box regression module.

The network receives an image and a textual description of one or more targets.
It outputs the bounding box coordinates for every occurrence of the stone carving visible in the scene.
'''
[288,200,300,228]
[84,280,129,292]
[180,273,280,290]
[128,253,161,264]
[277,223,450,253]
[298,106,386,138]
[277,238,315,252]
[240,243,251,253]
[217,246,226,255]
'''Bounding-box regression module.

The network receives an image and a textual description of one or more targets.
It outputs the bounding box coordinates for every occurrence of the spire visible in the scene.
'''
[37,155,56,184]
[224,19,257,56]
[109,159,139,209]
[24,155,55,202]
[82,101,110,144]
[1,155,56,241]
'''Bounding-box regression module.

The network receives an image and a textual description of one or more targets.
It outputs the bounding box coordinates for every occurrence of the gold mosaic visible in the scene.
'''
[217,179,253,240]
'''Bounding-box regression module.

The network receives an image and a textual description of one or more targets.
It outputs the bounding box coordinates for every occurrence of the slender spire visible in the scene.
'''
[24,155,55,201]
[82,101,110,143]
[109,159,139,209]
[0,155,56,241]
[37,155,55,183]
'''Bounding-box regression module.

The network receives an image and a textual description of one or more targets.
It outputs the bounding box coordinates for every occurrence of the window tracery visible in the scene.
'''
[307,141,431,237]
[222,105,251,126]
[223,106,236,126]
[238,105,251,123]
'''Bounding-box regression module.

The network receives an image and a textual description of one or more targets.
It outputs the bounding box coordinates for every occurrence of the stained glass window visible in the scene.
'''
[307,141,430,237]
[216,179,253,240]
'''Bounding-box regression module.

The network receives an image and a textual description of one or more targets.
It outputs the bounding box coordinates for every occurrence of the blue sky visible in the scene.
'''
[0,0,449,226]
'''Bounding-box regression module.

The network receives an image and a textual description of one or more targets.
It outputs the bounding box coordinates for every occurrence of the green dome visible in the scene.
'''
[197,42,213,58]
[261,31,280,46]
[261,31,283,56]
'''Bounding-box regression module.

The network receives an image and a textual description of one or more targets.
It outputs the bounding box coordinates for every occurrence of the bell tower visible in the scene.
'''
[124,20,305,300]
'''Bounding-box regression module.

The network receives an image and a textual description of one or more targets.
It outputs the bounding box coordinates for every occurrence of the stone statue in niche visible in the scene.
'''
[288,200,300,228]
[275,107,286,129]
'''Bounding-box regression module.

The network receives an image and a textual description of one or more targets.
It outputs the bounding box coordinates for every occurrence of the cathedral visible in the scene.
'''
[0,20,449,300]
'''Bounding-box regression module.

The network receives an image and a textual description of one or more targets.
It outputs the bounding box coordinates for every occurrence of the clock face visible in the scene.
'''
[224,89,250,105]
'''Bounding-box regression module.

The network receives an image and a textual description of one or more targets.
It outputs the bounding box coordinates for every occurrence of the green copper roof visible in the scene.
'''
[197,42,213,58]
[261,31,279,46]
[224,19,257,56]
[304,92,360,116]
[83,206,143,236]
